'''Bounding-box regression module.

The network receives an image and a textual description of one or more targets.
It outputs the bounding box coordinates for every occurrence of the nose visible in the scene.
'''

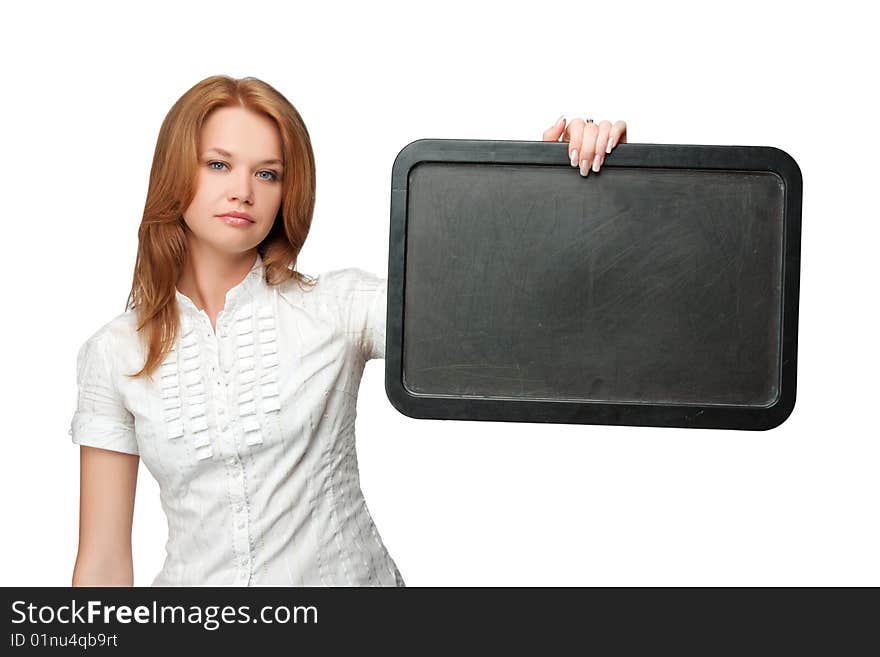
[227,170,254,205]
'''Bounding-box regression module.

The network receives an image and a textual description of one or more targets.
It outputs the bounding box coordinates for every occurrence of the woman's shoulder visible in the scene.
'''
[315,267,384,290]
[77,309,140,353]
[277,267,384,303]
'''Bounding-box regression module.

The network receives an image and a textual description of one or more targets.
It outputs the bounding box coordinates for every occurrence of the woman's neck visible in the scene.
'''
[176,244,258,315]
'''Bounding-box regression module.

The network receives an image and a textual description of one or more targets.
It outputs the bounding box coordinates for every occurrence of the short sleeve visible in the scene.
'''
[68,334,139,455]
[364,274,387,361]
[343,269,387,362]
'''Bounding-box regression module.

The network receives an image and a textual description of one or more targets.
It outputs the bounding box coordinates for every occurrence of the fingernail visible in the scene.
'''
[606,141,613,154]
[593,154,601,172]
[553,114,564,127]
[580,159,590,177]
[570,149,578,167]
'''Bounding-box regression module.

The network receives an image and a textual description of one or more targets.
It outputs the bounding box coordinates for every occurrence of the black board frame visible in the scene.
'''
[385,139,802,431]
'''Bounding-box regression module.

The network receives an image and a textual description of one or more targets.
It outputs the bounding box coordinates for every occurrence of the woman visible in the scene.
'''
[69,74,627,586]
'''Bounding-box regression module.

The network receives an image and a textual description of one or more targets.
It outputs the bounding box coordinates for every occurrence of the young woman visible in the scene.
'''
[69,74,626,586]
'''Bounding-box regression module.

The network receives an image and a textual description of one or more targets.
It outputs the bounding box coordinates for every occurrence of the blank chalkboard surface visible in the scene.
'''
[385,140,802,431]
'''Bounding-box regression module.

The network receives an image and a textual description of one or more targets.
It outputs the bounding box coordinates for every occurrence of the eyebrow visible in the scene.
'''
[202,148,284,168]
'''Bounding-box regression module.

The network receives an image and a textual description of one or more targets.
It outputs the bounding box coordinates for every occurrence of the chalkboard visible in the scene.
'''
[385,140,802,431]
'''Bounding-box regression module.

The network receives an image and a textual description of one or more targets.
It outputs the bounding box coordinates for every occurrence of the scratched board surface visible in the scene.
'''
[402,162,785,407]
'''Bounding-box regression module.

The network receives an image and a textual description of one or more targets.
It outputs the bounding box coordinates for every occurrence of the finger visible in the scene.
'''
[607,120,627,152]
[566,118,586,166]
[578,121,599,176]
[542,115,567,142]
[593,120,612,171]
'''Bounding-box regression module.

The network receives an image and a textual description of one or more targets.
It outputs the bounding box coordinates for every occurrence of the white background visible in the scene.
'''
[1,0,877,586]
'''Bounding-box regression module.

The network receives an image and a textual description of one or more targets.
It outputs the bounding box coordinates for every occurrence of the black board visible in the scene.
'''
[385,140,802,431]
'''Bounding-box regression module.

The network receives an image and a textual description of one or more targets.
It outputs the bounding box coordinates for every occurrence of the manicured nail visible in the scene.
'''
[593,154,601,172]
[570,149,578,167]
[580,159,590,176]
[553,114,564,127]
[606,141,613,154]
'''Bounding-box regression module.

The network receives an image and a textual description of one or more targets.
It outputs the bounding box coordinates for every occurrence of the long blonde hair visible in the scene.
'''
[125,75,317,381]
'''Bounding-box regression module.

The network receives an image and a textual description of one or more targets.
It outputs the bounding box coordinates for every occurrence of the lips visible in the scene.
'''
[218,211,254,222]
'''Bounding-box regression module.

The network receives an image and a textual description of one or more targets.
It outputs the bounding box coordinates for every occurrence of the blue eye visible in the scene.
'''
[207,161,279,182]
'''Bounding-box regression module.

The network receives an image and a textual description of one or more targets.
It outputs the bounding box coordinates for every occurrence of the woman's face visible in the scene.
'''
[182,105,284,257]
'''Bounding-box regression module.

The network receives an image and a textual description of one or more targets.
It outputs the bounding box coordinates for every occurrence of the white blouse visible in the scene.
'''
[68,254,404,587]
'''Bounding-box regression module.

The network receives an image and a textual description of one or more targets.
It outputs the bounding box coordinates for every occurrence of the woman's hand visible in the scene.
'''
[542,116,627,177]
